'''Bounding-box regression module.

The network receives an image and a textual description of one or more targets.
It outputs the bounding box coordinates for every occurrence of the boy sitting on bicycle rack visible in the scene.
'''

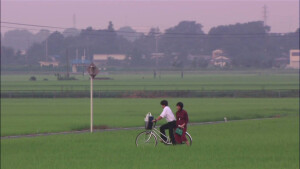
[152,100,177,145]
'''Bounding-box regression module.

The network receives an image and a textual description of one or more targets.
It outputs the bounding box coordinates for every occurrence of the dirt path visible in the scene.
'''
[1,118,274,140]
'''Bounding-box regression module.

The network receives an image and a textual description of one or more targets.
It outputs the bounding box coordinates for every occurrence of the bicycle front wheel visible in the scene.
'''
[135,131,157,147]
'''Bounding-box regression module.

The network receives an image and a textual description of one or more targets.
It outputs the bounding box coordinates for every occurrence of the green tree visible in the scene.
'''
[160,21,205,67]
[208,21,270,67]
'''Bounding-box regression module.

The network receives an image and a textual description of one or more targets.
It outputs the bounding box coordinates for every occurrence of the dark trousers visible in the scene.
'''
[160,120,176,144]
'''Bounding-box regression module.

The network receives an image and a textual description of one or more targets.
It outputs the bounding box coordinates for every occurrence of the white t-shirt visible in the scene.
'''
[160,106,176,122]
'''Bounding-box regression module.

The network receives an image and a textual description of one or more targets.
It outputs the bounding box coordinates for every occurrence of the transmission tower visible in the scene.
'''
[263,5,268,26]
[73,14,77,28]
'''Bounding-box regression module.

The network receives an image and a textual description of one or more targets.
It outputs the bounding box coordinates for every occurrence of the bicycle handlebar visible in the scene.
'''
[153,121,157,128]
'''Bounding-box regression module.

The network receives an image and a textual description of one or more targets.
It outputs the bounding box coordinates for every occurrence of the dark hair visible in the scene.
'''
[160,100,168,106]
[176,102,184,110]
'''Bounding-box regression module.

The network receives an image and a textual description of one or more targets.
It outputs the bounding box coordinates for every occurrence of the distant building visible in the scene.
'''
[210,49,231,67]
[273,57,289,68]
[49,55,61,61]
[287,49,300,69]
[93,54,127,67]
[151,53,165,59]
[211,56,231,67]
[71,59,91,73]
[151,53,165,66]
[212,49,224,59]
[39,61,59,67]
[187,54,211,61]
[19,50,27,55]
[39,55,61,67]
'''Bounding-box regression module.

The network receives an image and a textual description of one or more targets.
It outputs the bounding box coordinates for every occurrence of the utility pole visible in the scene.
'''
[87,63,99,133]
[45,39,48,61]
[90,76,93,133]
[155,27,159,67]
[66,49,70,78]
[155,27,159,53]
[263,5,268,60]
[154,27,160,79]
[83,49,86,76]
[73,14,76,28]
[76,48,79,59]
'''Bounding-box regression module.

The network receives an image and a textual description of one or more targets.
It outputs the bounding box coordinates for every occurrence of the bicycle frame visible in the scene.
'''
[137,122,192,147]
[149,122,172,145]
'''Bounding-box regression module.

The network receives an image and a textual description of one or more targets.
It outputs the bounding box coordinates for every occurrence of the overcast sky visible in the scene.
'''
[1,0,299,34]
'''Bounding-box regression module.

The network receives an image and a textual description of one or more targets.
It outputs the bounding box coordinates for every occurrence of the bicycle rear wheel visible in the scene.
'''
[185,132,192,146]
[136,131,157,147]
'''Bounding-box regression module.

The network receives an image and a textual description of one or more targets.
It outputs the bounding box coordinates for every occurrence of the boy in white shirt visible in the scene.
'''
[153,100,177,144]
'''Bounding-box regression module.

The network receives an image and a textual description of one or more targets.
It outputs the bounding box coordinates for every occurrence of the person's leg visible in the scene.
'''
[182,127,189,146]
[160,123,169,141]
[185,140,190,146]
[174,129,182,144]
[168,121,177,144]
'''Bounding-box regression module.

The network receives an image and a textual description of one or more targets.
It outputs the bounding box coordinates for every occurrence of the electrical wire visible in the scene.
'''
[1,21,298,39]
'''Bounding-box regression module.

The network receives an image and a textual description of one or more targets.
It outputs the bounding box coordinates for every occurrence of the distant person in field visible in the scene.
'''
[152,100,177,145]
[174,102,189,146]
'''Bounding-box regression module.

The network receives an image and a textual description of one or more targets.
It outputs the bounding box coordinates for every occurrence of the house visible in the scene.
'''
[71,59,91,73]
[93,54,127,67]
[287,49,299,69]
[211,56,231,67]
[187,54,211,61]
[39,61,59,67]
[210,49,231,67]
[212,49,224,59]
[151,53,165,59]
[273,57,289,68]
[39,55,61,67]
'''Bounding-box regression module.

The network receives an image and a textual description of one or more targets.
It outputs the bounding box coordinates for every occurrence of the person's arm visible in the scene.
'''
[153,108,166,122]
[179,111,188,128]
[152,116,162,122]
[178,123,185,128]
[185,111,189,124]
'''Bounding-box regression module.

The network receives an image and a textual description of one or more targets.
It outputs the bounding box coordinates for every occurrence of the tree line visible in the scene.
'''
[1,21,299,69]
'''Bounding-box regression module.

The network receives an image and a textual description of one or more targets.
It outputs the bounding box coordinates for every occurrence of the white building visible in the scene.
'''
[287,49,300,69]
[93,54,127,67]
[39,61,59,67]
[211,49,231,67]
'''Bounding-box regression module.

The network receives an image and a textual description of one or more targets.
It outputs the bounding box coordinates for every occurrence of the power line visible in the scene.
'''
[1,21,149,35]
[1,22,298,39]
[2,21,66,30]
[1,25,82,35]
[2,20,294,37]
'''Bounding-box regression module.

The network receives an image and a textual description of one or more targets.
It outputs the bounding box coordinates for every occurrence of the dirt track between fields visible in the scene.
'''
[1,118,275,140]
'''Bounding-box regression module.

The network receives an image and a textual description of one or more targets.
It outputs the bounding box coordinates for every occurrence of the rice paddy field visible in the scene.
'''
[1,98,298,136]
[1,70,299,91]
[1,70,299,169]
[1,117,298,169]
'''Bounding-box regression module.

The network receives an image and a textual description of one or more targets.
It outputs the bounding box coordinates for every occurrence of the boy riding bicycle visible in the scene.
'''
[152,100,177,145]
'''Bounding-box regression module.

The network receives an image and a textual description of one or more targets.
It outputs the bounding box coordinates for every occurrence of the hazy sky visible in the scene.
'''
[1,0,299,34]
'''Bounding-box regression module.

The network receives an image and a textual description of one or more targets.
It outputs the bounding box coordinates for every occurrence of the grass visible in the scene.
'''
[1,71,299,91]
[1,98,298,136]
[1,117,298,169]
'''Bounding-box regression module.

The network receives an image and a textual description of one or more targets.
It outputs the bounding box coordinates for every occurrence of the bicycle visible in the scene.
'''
[135,121,192,147]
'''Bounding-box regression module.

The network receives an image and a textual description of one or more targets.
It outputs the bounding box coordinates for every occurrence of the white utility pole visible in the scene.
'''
[87,63,99,133]
[90,76,93,132]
